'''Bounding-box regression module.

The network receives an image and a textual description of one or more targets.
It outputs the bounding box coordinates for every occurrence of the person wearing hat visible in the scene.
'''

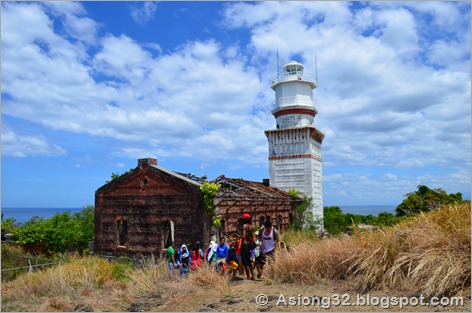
[177,244,191,277]
[206,240,218,269]
[240,213,255,280]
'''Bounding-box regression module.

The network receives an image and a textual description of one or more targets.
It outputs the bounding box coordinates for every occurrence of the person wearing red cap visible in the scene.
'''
[240,213,255,280]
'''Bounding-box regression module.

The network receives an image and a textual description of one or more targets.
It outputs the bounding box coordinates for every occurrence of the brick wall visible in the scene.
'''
[94,160,209,257]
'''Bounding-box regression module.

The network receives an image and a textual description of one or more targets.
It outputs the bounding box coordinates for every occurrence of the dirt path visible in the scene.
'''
[126,277,470,312]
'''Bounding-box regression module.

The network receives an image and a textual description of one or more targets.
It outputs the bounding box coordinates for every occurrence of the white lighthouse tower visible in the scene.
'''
[265,61,325,225]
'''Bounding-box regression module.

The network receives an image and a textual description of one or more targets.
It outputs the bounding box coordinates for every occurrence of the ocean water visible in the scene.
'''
[1,207,83,224]
[2,205,397,224]
[339,205,397,216]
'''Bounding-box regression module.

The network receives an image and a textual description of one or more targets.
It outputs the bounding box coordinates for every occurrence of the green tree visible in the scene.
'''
[344,213,363,226]
[396,185,464,216]
[375,212,399,226]
[106,172,122,183]
[1,213,17,234]
[323,207,402,236]
[73,205,95,253]
[106,169,134,184]
[323,206,346,235]
[47,212,78,253]
[288,192,320,230]
[13,216,49,253]
[13,206,94,255]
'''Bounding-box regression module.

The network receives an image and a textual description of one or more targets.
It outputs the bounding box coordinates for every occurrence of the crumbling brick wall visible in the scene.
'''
[217,199,295,241]
[213,176,299,242]
[94,159,209,257]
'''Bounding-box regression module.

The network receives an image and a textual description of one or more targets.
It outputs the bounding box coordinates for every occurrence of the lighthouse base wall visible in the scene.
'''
[268,155,323,226]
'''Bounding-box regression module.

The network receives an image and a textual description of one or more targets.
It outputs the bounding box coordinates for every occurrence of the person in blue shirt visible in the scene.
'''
[216,237,229,271]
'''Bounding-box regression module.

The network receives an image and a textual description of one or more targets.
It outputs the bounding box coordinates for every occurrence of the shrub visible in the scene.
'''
[12,206,94,255]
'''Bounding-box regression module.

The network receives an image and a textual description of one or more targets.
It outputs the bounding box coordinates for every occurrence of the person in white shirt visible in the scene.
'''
[257,220,281,279]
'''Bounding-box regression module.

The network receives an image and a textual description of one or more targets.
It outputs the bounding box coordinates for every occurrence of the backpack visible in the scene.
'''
[181,254,189,266]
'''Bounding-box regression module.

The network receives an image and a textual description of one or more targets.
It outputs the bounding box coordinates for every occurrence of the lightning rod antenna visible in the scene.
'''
[277,47,280,82]
[315,54,318,86]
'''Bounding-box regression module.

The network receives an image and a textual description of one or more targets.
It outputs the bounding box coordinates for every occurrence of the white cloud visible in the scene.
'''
[323,168,470,206]
[130,2,157,26]
[93,34,153,82]
[400,1,466,29]
[2,3,265,164]
[1,126,66,157]
[1,1,469,203]
[373,8,419,55]
[43,1,99,45]
[218,1,469,202]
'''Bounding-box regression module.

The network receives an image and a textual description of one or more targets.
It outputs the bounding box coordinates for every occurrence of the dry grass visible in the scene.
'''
[127,257,230,296]
[126,255,169,296]
[2,255,116,298]
[188,263,231,294]
[281,228,322,246]
[1,255,132,311]
[2,203,469,311]
[268,203,471,298]
[266,238,351,284]
[2,253,231,311]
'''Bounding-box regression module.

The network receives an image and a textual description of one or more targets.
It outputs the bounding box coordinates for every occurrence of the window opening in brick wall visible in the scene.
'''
[117,219,128,246]
[218,219,225,240]
[162,220,174,249]
[277,215,282,231]
[259,216,265,228]
[237,218,244,236]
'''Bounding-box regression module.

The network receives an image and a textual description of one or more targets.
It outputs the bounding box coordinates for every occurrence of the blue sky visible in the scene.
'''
[1,1,470,209]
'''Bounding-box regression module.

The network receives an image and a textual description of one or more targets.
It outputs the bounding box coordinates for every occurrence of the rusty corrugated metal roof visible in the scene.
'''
[213,175,301,203]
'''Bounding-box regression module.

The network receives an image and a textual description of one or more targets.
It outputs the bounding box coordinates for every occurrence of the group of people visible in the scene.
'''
[164,213,286,280]
[205,237,239,273]
[165,241,204,276]
[238,213,281,280]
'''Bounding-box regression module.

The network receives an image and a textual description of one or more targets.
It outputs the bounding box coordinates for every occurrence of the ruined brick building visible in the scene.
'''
[94,60,323,257]
[94,158,300,257]
[94,158,209,257]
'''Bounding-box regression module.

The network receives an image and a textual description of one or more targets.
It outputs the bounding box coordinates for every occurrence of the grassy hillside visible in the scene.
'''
[270,202,471,298]
[1,202,470,311]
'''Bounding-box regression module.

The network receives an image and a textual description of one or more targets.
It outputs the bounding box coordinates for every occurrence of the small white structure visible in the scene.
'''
[265,61,324,226]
